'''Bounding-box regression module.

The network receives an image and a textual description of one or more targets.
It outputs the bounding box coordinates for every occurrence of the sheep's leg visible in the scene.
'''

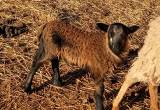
[95,79,104,110]
[148,82,159,110]
[24,38,45,93]
[112,76,135,110]
[51,57,62,86]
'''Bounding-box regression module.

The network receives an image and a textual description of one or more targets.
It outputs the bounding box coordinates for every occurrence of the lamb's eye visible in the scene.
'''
[110,37,113,43]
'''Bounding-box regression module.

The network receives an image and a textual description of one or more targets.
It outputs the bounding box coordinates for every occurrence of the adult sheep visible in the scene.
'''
[24,19,138,110]
[112,17,160,110]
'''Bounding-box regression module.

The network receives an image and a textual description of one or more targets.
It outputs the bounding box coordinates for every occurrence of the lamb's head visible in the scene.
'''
[96,22,139,55]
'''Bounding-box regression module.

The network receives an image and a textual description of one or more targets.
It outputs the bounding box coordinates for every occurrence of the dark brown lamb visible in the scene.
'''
[24,19,139,110]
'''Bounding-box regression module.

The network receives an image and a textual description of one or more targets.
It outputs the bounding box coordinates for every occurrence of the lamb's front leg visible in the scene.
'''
[51,57,62,86]
[95,79,104,110]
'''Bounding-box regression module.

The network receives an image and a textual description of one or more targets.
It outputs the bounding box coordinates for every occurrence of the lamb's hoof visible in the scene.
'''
[52,79,62,87]
[24,83,33,94]
[95,105,104,110]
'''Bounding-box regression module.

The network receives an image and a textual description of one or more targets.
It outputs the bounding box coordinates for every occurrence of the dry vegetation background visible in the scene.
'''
[0,0,160,110]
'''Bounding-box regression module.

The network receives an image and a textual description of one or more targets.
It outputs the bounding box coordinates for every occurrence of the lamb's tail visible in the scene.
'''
[37,23,47,41]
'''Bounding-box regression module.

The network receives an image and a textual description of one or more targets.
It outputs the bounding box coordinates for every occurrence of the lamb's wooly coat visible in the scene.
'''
[39,20,121,79]
[24,19,138,110]
[112,17,160,110]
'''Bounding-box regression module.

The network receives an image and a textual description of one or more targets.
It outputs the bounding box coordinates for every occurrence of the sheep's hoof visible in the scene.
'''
[112,106,119,110]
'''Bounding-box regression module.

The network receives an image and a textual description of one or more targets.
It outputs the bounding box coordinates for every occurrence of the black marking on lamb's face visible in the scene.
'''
[108,23,139,55]
[108,23,129,55]
[96,22,139,55]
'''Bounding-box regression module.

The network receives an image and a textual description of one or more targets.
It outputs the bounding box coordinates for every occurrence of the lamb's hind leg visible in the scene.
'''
[148,82,159,110]
[24,38,47,93]
[112,76,136,110]
[51,57,62,86]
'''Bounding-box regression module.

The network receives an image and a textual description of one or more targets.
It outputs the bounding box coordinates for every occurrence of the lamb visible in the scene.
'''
[24,19,139,110]
[112,17,160,110]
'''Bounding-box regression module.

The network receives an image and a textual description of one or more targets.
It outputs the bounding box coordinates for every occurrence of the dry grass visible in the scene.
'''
[0,0,160,110]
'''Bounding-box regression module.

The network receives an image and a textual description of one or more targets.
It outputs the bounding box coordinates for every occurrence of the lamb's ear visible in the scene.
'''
[128,25,139,34]
[96,22,109,32]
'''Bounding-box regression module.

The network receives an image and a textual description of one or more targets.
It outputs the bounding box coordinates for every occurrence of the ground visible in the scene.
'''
[0,0,160,110]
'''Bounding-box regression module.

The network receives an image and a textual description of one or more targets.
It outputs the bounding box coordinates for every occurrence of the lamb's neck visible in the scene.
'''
[108,47,122,64]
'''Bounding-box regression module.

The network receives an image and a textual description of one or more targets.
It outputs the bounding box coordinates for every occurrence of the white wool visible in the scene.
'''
[126,17,160,85]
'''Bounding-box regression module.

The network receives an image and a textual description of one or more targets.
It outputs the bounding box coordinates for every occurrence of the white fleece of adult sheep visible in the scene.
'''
[126,17,160,85]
